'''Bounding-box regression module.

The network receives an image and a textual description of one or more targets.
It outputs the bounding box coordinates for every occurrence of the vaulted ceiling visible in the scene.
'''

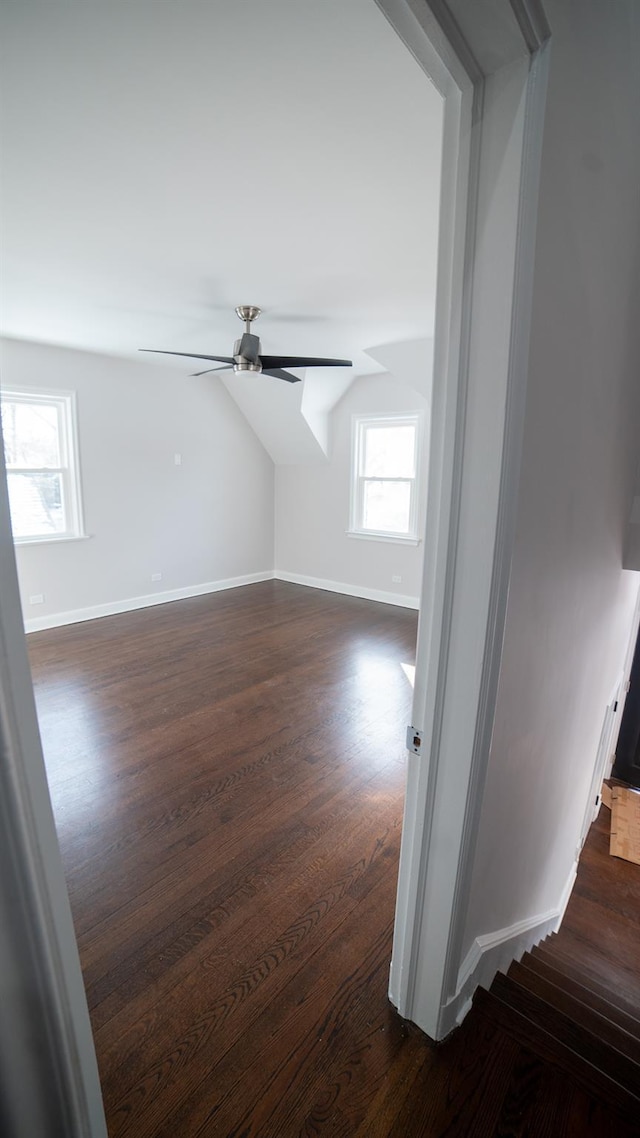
[1,0,443,458]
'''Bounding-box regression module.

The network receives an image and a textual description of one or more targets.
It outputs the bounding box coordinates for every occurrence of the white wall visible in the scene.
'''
[1,339,274,625]
[462,0,640,957]
[275,372,428,605]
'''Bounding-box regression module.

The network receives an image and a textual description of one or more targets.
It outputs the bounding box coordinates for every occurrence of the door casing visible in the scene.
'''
[376,0,552,1039]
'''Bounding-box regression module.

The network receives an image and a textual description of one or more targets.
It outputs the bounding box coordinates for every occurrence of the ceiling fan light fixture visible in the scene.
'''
[232,357,262,374]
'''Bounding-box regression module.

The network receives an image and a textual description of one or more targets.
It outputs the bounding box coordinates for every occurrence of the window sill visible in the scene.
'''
[14,533,92,548]
[346,530,421,547]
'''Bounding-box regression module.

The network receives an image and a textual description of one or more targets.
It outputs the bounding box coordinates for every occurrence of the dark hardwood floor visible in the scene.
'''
[29,582,416,1137]
[491,799,640,1129]
[26,581,640,1136]
[538,799,640,1015]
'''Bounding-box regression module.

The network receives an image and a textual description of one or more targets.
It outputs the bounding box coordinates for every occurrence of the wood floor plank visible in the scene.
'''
[213,918,399,1137]
[351,1032,434,1138]
[87,767,399,1030]
[28,581,637,1136]
[163,906,402,1136]
[563,1087,640,1138]
[387,1004,521,1137]
[72,727,400,950]
[539,933,640,1014]
[492,1049,571,1138]
[102,849,399,1135]
[94,790,401,1066]
[507,961,640,1065]
[476,988,640,1125]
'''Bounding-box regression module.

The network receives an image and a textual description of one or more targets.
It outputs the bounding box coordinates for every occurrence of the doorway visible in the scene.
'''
[0,1,553,1132]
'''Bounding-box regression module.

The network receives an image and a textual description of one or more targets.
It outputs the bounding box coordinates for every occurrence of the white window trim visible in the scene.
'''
[346,530,422,546]
[348,412,423,543]
[1,386,87,545]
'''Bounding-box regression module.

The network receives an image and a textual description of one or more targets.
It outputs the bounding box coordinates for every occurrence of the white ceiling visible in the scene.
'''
[2,0,442,464]
[1,0,443,383]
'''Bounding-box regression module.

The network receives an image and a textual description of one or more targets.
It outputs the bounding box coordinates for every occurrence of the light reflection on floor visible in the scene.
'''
[33,638,419,845]
[321,648,416,770]
[33,681,119,835]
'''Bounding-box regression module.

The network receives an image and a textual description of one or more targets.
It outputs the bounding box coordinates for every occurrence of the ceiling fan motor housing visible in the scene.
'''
[234,332,262,373]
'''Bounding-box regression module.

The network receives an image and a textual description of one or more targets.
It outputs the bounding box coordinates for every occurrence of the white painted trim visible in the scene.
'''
[439,859,578,1036]
[437,42,552,1031]
[274,570,419,610]
[23,571,275,633]
[509,0,551,51]
[0,439,107,1132]
[386,5,474,1022]
[381,0,552,1042]
[580,673,624,842]
[2,385,86,544]
[376,0,480,94]
[349,412,424,543]
[23,566,421,634]
[15,532,92,547]
[346,531,421,547]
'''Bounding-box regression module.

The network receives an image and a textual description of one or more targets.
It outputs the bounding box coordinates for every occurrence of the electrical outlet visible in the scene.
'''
[29,594,44,605]
[392,575,402,584]
[174,453,182,466]
[151,572,162,582]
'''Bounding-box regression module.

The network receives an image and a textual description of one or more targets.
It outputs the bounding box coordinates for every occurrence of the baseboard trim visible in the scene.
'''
[439,859,579,1036]
[274,570,420,610]
[23,569,419,632]
[23,571,275,633]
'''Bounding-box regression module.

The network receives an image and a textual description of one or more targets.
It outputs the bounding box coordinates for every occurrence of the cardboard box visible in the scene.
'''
[610,785,640,866]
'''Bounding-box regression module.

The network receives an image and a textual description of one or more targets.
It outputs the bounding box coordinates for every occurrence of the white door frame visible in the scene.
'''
[0,451,107,1135]
[376,0,551,1039]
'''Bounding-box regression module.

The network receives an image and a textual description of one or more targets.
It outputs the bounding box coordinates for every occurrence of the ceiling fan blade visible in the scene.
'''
[238,332,260,364]
[262,368,302,384]
[259,355,352,369]
[190,365,233,377]
[140,349,235,365]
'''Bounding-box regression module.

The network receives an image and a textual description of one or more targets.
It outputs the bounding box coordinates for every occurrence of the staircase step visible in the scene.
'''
[536,904,640,1003]
[476,986,640,1125]
[491,972,640,1096]
[521,953,640,1041]
[531,940,640,1026]
[496,965,637,1069]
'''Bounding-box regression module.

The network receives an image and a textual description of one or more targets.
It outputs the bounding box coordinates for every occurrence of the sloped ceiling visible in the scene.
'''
[0,0,443,461]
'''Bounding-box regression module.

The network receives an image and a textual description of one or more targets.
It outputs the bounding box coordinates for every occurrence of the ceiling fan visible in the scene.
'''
[140,305,352,384]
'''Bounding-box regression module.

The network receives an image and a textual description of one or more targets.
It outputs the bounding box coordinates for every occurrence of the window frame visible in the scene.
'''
[1,386,86,545]
[348,412,423,544]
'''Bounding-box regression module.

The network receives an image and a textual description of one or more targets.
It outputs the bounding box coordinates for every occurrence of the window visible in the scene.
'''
[350,414,422,541]
[0,387,85,543]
